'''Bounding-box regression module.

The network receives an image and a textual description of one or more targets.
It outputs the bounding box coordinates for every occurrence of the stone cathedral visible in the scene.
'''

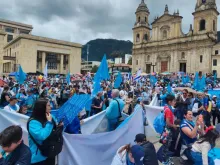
[132,0,219,74]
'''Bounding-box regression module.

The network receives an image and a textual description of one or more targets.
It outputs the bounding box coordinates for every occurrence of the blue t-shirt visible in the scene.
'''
[180,119,197,145]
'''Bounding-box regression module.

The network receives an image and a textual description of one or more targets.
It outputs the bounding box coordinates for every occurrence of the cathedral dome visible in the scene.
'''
[136,0,149,13]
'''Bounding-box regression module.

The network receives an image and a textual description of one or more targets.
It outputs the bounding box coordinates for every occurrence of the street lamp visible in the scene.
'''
[151,62,156,72]
[87,44,90,73]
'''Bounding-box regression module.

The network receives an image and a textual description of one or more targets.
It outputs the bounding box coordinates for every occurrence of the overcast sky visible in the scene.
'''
[0,0,219,45]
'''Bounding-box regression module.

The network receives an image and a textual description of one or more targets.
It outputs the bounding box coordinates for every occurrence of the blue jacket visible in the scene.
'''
[28,119,54,164]
[106,97,125,120]
[0,141,31,165]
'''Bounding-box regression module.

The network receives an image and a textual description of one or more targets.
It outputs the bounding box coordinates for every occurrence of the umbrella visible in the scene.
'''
[175,87,197,94]
[161,72,171,75]
[141,72,148,76]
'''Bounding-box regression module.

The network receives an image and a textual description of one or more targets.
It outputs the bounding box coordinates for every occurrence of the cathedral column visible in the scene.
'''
[60,54,63,74]
[42,52,46,72]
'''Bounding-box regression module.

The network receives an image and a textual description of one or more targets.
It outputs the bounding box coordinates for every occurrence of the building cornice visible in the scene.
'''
[4,34,82,49]
[0,18,33,29]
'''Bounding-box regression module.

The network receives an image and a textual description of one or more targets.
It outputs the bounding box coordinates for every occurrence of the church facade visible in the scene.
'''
[132,0,219,75]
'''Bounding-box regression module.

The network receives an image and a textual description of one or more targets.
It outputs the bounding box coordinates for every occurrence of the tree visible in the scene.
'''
[127,57,132,65]
[91,65,98,73]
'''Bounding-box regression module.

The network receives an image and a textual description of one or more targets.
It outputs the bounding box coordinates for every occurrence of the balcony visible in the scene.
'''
[3,56,16,61]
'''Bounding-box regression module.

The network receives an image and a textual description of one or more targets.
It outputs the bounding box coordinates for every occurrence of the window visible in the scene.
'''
[145,17,147,22]
[147,55,150,61]
[163,30,167,39]
[200,55,203,63]
[199,19,206,31]
[138,17,141,22]
[10,48,11,57]
[213,20,216,31]
[136,60,138,65]
[136,34,140,42]
[5,27,14,33]
[46,53,58,70]
[144,34,148,41]
[7,35,13,42]
[20,30,30,34]
[215,50,219,55]
[213,59,217,66]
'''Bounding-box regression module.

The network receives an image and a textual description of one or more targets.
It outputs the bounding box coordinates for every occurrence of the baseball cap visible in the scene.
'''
[134,134,146,143]
[131,145,145,165]
[213,95,217,98]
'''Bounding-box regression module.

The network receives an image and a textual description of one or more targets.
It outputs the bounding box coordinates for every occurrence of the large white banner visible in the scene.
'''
[144,95,163,138]
[0,108,143,165]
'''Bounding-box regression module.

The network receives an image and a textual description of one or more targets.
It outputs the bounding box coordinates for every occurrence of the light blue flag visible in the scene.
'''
[92,54,110,96]
[167,83,172,93]
[94,54,110,82]
[56,94,91,128]
[18,65,26,84]
[214,72,217,85]
[66,72,71,85]
[150,75,157,86]
[114,72,122,89]
[193,72,199,90]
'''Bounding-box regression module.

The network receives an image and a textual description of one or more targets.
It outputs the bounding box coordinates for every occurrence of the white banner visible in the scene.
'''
[0,108,143,165]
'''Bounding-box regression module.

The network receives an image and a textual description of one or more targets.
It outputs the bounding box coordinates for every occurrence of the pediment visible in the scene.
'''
[152,14,182,25]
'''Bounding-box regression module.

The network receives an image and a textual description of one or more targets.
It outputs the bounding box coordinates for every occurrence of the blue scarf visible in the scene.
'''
[185,119,195,127]
[166,104,174,113]
[9,104,18,111]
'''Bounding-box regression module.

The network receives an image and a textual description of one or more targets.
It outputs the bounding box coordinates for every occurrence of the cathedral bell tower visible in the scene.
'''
[133,0,151,45]
[193,0,219,35]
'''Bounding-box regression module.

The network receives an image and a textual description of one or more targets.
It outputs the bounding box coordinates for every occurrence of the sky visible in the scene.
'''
[0,0,219,45]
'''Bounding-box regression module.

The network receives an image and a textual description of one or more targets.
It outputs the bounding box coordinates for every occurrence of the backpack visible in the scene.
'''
[153,111,165,134]
[27,118,64,158]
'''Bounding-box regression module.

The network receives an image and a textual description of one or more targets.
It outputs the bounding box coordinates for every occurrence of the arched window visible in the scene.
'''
[136,34,140,42]
[145,17,147,22]
[138,17,141,22]
[200,19,206,31]
[144,34,148,41]
[163,30,167,39]
[213,20,216,31]
[181,52,185,59]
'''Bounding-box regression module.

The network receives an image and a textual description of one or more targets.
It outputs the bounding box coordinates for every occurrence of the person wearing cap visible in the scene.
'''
[134,133,158,165]
[16,87,27,106]
[111,144,145,165]
[211,95,219,126]
[4,96,20,112]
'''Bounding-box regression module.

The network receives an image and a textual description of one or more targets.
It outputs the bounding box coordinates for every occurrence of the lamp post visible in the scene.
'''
[151,62,156,72]
[87,44,90,73]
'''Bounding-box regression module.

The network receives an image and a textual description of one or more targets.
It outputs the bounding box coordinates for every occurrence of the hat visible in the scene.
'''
[134,134,146,143]
[131,145,145,165]
[9,96,18,101]
[215,124,220,134]
[213,95,217,98]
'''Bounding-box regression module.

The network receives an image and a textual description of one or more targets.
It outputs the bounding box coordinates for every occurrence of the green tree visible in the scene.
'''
[127,57,132,65]
[91,65,98,73]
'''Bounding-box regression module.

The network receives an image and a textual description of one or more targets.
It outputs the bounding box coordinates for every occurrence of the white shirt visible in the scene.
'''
[4,104,20,112]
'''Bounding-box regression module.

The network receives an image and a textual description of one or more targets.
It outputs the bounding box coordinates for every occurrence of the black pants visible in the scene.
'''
[212,110,220,125]
[31,157,55,165]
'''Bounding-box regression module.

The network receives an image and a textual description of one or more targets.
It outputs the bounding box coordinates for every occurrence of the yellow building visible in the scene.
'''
[0,19,82,75]
[132,0,219,75]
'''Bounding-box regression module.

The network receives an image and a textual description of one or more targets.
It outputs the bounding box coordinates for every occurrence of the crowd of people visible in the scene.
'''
[0,72,220,165]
